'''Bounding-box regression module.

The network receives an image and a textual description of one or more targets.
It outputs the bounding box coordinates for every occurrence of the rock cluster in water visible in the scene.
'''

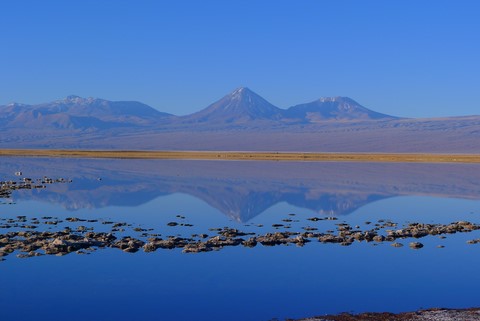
[1,175,71,200]
[1,215,480,261]
[2,172,480,261]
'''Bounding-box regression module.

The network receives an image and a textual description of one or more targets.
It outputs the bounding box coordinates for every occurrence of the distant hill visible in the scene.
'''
[0,95,174,130]
[284,96,397,122]
[1,87,480,152]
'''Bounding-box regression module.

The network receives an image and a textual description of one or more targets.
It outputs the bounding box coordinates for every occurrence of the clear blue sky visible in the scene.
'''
[1,0,479,117]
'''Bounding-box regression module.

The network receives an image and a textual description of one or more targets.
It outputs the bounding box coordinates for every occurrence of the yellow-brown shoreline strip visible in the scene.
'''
[0,149,480,163]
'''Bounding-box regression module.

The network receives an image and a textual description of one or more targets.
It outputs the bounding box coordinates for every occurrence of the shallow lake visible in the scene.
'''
[1,158,480,321]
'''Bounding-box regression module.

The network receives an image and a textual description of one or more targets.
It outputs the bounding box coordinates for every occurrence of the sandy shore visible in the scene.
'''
[1,149,480,163]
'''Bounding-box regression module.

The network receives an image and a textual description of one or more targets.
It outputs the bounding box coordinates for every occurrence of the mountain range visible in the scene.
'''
[1,87,480,152]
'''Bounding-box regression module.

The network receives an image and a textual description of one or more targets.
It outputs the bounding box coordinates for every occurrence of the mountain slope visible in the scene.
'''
[0,96,174,129]
[181,87,284,123]
[285,97,397,122]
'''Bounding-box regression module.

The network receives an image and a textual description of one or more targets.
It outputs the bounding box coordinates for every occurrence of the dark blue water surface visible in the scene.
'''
[1,158,480,321]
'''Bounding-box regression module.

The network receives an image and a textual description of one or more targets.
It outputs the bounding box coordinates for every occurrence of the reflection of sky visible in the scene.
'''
[1,214,480,321]
[1,160,480,320]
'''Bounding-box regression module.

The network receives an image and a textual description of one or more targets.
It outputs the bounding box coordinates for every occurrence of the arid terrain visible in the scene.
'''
[1,149,480,163]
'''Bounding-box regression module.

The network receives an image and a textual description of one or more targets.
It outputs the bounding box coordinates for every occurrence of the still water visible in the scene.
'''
[1,158,480,321]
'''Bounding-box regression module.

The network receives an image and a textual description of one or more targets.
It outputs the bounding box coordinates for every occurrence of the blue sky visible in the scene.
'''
[1,0,479,117]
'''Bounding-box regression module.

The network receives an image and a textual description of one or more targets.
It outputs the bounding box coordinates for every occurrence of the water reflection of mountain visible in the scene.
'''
[2,157,480,221]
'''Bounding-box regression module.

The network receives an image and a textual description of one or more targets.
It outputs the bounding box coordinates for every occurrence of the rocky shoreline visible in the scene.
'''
[1,215,480,261]
[291,307,480,321]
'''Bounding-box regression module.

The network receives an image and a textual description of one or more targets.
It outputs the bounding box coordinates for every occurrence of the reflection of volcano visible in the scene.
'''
[2,158,480,222]
[182,187,390,221]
